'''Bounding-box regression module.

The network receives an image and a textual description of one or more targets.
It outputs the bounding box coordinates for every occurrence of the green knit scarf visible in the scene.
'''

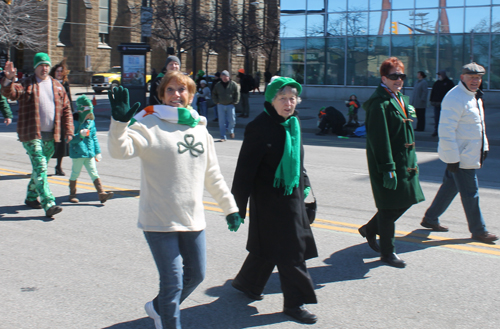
[265,109,301,195]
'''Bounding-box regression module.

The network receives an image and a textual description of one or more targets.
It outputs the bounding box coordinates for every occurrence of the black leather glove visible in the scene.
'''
[108,86,141,122]
[446,162,459,173]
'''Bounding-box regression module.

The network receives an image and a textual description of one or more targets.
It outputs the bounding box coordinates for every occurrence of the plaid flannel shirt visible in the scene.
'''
[1,76,74,142]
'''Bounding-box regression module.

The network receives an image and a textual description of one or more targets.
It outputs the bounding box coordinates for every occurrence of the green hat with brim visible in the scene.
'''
[265,77,302,103]
[33,52,51,69]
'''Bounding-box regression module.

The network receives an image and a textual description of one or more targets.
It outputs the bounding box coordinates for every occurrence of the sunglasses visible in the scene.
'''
[386,73,407,81]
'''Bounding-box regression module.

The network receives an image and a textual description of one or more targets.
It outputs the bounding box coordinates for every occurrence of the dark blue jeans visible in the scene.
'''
[424,168,487,235]
[144,230,206,329]
[433,105,441,134]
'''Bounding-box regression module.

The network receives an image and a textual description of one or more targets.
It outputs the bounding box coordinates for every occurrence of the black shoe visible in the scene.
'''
[283,305,318,324]
[232,280,264,300]
[55,167,65,176]
[45,205,62,218]
[381,253,406,268]
[431,132,438,137]
[420,219,449,232]
[358,225,380,252]
[25,199,42,209]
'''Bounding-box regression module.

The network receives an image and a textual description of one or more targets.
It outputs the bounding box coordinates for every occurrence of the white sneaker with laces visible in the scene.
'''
[145,301,162,329]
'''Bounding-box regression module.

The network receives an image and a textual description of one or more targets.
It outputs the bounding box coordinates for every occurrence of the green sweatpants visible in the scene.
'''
[23,139,56,211]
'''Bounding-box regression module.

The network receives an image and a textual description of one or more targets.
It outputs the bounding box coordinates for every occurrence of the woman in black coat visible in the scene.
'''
[231,77,318,324]
[50,59,75,176]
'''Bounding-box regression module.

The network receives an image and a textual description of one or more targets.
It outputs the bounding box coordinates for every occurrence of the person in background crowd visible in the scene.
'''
[421,62,498,244]
[253,71,261,94]
[429,70,454,137]
[231,77,318,324]
[211,72,221,122]
[211,70,239,141]
[1,53,74,218]
[149,56,181,105]
[107,71,242,329]
[264,70,272,92]
[358,57,424,268]
[237,68,252,118]
[49,59,75,176]
[345,94,360,126]
[0,68,12,125]
[411,71,429,132]
[197,79,211,117]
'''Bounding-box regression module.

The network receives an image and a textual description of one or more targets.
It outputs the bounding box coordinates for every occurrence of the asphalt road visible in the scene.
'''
[1,105,500,328]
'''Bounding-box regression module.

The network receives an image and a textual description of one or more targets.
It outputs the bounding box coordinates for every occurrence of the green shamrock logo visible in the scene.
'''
[177,134,204,157]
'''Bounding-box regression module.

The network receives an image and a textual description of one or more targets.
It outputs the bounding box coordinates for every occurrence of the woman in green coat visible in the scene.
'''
[358,57,424,268]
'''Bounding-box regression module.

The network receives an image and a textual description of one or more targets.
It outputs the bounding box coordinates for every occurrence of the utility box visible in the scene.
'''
[117,43,151,110]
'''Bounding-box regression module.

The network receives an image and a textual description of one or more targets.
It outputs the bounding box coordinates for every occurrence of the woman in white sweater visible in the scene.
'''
[107,72,242,329]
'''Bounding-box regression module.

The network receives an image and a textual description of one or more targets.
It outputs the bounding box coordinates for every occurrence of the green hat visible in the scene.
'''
[265,77,302,103]
[33,53,51,69]
[76,95,94,124]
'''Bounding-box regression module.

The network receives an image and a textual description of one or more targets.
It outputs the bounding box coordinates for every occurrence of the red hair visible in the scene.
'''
[379,57,404,77]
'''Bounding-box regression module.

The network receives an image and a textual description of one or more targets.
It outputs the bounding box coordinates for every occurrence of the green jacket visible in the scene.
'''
[0,94,12,119]
[364,85,424,209]
[212,80,240,105]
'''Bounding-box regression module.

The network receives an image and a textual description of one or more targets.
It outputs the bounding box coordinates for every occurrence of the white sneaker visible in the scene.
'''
[145,301,162,329]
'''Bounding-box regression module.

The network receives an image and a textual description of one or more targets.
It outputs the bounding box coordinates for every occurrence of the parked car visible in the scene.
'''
[91,66,151,93]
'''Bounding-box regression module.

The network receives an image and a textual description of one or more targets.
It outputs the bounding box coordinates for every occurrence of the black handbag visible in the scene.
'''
[305,189,317,224]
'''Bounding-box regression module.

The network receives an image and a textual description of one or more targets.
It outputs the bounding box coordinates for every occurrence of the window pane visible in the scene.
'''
[307,14,325,36]
[391,35,414,86]
[326,38,345,85]
[99,0,108,7]
[308,0,325,11]
[445,0,464,6]
[306,38,326,85]
[347,36,389,86]
[281,15,306,38]
[391,10,415,35]
[440,8,464,33]
[493,6,500,33]
[464,34,489,88]
[370,0,383,10]
[281,0,306,11]
[416,0,438,8]
[327,13,346,36]
[465,0,490,5]
[392,0,413,10]
[438,35,464,85]
[414,35,437,85]
[369,11,390,35]
[328,0,346,12]
[58,3,67,19]
[99,9,109,23]
[465,7,490,33]
[411,9,438,35]
[348,0,369,11]
[490,35,500,88]
[347,11,368,35]
[281,38,305,84]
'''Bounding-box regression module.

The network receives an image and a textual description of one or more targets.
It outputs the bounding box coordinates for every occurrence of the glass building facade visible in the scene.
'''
[280,0,500,89]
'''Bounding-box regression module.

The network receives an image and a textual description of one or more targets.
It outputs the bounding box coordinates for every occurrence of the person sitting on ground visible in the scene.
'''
[316,106,347,136]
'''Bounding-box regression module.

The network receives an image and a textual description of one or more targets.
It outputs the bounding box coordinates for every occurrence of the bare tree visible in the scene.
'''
[0,0,47,59]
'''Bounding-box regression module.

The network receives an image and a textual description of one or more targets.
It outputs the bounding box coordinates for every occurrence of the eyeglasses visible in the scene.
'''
[386,74,407,81]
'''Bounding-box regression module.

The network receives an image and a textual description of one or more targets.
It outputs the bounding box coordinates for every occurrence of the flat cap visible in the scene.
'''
[462,62,485,75]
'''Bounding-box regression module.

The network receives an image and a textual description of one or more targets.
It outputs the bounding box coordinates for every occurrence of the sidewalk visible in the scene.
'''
[69,86,500,146]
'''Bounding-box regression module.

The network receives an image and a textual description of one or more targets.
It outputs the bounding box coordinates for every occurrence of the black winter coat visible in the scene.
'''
[430,78,455,103]
[231,102,318,265]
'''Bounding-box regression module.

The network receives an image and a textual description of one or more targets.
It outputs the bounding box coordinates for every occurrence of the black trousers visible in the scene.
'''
[415,107,426,131]
[364,207,410,256]
[234,253,317,308]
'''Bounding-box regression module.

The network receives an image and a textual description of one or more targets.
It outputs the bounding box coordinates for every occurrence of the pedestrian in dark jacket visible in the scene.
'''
[149,56,181,105]
[237,69,253,118]
[358,57,425,268]
[429,70,454,136]
[231,77,318,324]
[411,71,429,131]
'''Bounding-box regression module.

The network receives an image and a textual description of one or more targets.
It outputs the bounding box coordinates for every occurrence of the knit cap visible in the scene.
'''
[76,95,95,124]
[221,70,230,77]
[265,77,302,103]
[165,56,181,69]
[34,53,51,69]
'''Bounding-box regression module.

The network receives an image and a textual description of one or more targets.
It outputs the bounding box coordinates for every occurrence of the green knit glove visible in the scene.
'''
[304,186,311,199]
[226,213,244,232]
[108,86,141,122]
[382,171,397,190]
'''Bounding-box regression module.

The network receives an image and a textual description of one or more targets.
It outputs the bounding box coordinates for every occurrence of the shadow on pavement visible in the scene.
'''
[0,174,31,181]
[102,317,153,329]
[0,205,51,222]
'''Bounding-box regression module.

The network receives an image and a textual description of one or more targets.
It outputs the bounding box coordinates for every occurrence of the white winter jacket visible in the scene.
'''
[438,81,488,169]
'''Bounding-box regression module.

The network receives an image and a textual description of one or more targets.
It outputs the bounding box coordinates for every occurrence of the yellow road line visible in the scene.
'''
[2,167,498,256]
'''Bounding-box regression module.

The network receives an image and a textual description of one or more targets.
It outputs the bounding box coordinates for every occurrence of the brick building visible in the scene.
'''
[11,0,279,85]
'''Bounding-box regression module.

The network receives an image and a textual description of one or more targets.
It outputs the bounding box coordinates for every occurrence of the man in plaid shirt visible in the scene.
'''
[2,53,74,218]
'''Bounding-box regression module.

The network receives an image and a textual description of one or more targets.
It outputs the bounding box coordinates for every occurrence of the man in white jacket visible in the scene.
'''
[420,63,498,244]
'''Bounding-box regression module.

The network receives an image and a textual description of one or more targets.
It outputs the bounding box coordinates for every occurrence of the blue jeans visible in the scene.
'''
[424,168,487,235]
[144,230,206,329]
[198,101,207,117]
[217,104,235,139]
